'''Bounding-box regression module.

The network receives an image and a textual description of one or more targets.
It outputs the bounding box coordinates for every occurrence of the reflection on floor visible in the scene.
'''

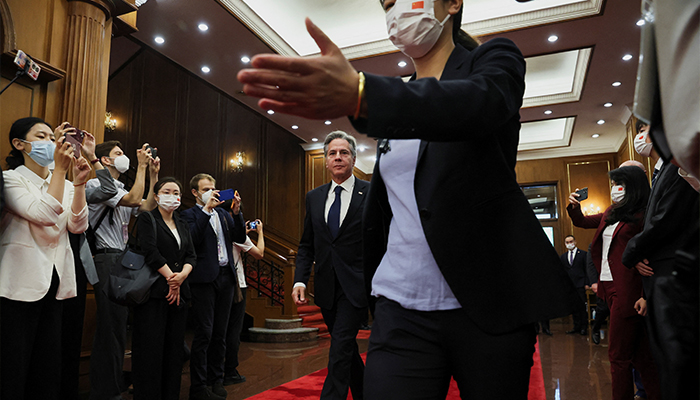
[86,317,612,400]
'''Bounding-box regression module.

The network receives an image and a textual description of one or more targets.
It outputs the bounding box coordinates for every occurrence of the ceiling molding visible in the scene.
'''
[522,47,591,108]
[465,0,604,36]
[517,131,626,161]
[218,0,297,56]
[518,117,576,151]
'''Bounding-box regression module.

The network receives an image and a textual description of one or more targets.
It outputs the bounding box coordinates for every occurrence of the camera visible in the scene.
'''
[249,221,257,230]
[146,145,157,159]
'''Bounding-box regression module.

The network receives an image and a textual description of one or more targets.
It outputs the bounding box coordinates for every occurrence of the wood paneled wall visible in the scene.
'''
[106,46,306,246]
[516,153,618,255]
[305,147,370,194]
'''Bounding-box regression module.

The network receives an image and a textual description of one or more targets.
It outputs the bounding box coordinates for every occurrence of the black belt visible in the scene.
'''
[95,248,122,254]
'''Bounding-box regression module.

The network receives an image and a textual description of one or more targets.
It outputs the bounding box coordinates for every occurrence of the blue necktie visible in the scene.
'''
[328,186,342,238]
[651,168,660,188]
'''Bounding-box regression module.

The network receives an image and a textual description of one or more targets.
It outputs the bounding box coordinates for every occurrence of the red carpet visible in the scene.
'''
[247,340,545,400]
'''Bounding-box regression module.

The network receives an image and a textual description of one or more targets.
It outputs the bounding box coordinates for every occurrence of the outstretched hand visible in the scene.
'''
[237,18,359,120]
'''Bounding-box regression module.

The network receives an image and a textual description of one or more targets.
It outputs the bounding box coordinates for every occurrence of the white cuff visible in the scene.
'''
[293,282,306,289]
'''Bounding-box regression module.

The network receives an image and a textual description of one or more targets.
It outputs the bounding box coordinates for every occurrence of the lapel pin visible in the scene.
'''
[358,191,363,195]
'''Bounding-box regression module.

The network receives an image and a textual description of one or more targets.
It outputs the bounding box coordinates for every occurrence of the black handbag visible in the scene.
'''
[107,212,160,306]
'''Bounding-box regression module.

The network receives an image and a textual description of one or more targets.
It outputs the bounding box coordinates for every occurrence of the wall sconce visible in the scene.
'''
[105,111,117,131]
[230,152,245,173]
[581,204,601,216]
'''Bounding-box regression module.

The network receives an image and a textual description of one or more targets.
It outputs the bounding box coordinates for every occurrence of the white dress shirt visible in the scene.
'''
[599,222,620,282]
[0,166,89,301]
[86,177,138,250]
[233,236,255,289]
[325,174,355,226]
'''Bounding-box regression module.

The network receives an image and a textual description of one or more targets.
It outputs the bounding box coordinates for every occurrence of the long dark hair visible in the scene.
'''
[606,166,650,224]
[379,0,480,51]
[6,117,51,170]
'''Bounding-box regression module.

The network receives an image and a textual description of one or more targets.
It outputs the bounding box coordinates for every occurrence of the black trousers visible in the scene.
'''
[89,252,129,400]
[132,297,188,400]
[61,234,89,400]
[365,297,536,400]
[1,268,63,400]
[571,287,588,331]
[225,287,247,376]
[592,295,610,332]
[319,281,367,400]
[190,267,235,389]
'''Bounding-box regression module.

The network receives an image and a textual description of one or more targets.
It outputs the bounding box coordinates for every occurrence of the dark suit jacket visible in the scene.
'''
[622,163,699,277]
[560,248,589,288]
[181,206,246,284]
[137,208,197,300]
[294,178,369,310]
[568,205,644,318]
[352,38,579,334]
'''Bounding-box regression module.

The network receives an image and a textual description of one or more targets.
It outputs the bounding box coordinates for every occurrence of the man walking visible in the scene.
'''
[561,235,589,335]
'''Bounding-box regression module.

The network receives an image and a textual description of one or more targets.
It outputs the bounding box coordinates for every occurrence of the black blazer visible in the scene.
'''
[181,206,246,284]
[353,38,579,334]
[294,178,370,309]
[560,248,589,288]
[137,208,197,300]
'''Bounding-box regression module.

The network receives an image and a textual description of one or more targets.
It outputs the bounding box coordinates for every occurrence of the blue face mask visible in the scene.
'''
[22,140,56,167]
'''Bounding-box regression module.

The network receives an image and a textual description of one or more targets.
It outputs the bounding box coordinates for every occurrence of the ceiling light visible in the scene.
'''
[201,66,210,73]
[597,119,605,125]
[636,19,646,26]
[622,54,633,61]
[592,134,600,138]
[267,110,274,115]
[398,61,407,67]
[324,121,331,125]
[612,81,621,87]
[544,110,552,115]
[548,35,558,43]
[241,56,250,63]
[154,36,165,44]
[604,102,613,107]
[291,125,299,130]
[311,138,318,142]
[198,23,209,32]
[358,145,366,152]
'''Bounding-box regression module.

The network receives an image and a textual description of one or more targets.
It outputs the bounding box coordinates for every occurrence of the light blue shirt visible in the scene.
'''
[197,204,229,266]
[371,139,461,311]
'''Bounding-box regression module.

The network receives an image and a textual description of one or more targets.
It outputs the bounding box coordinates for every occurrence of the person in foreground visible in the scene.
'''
[133,177,196,400]
[239,0,579,398]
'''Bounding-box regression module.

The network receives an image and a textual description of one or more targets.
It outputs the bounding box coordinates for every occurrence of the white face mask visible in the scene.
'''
[611,185,625,203]
[110,154,130,173]
[200,189,214,205]
[157,194,181,212]
[386,0,451,59]
[565,243,575,250]
[633,132,653,157]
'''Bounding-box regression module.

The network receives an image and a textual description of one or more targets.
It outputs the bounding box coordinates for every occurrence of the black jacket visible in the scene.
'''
[560,248,589,288]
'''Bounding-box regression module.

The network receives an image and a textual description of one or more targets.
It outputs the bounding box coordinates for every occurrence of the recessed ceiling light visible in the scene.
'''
[198,23,209,32]
[597,119,605,125]
[398,61,407,67]
[267,110,274,115]
[592,134,600,138]
[358,145,366,152]
[544,110,552,115]
[311,138,318,142]
[622,54,633,61]
[604,102,613,107]
[636,19,646,26]
[241,56,250,63]
[548,35,558,43]
[324,121,331,125]
[154,36,165,44]
[612,81,622,87]
[201,66,210,73]
[291,125,299,130]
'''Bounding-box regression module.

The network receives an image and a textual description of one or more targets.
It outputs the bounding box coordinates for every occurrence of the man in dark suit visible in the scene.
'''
[182,173,246,400]
[292,131,369,400]
[560,235,589,335]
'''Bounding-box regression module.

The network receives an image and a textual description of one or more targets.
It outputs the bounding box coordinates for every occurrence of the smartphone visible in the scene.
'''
[146,145,157,159]
[218,189,235,201]
[575,187,589,201]
[248,221,257,230]
[64,125,85,158]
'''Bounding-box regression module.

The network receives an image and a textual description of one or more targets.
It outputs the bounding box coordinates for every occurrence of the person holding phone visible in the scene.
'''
[238,0,579,397]
[182,173,246,400]
[0,117,91,398]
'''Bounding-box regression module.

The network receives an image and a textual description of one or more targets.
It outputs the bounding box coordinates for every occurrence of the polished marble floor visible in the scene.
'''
[80,317,613,400]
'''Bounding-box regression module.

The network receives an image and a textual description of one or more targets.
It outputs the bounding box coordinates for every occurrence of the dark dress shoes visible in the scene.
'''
[579,329,588,335]
[592,331,601,344]
[223,370,246,386]
[565,329,578,334]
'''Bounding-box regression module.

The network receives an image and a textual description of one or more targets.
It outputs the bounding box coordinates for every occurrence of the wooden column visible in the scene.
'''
[62,0,113,143]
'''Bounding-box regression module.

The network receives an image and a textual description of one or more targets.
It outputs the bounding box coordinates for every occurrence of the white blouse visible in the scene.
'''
[599,222,620,282]
[0,166,89,301]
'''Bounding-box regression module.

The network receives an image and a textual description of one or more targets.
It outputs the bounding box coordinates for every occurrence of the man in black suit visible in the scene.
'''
[182,173,246,400]
[292,131,369,400]
[561,235,589,335]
